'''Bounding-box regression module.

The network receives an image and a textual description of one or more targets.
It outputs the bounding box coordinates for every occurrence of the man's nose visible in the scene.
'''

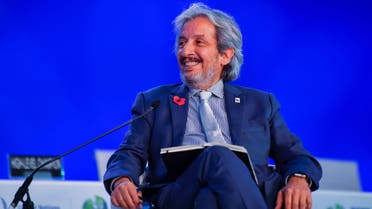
[179,42,195,56]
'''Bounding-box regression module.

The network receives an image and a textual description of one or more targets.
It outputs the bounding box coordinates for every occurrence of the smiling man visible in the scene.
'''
[103,3,322,209]
[177,16,234,90]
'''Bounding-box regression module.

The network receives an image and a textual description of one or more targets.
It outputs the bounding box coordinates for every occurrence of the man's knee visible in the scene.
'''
[199,145,242,166]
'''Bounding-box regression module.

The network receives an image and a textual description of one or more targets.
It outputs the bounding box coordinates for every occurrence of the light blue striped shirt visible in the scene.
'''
[182,80,232,145]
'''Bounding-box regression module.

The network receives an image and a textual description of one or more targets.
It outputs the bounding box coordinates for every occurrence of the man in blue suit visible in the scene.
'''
[104,3,322,209]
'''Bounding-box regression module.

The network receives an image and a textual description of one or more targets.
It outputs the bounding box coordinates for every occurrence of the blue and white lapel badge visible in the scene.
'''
[234,97,240,103]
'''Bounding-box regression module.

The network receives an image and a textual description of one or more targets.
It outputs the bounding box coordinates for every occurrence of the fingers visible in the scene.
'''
[138,190,143,200]
[286,189,295,209]
[305,195,312,209]
[111,179,142,209]
[274,190,283,209]
[275,185,312,209]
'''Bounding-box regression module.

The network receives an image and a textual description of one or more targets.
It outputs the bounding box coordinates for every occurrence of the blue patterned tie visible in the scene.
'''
[199,91,225,143]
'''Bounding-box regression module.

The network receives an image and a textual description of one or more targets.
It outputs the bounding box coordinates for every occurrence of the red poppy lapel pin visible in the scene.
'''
[173,95,186,106]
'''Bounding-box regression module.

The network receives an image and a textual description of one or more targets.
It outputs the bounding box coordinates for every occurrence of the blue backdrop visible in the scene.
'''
[1,1,371,191]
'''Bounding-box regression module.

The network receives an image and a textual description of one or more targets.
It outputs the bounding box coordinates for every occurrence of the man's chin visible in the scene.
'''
[181,75,204,87]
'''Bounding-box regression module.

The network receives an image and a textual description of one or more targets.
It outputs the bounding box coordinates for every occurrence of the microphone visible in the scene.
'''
[9,101,160,209]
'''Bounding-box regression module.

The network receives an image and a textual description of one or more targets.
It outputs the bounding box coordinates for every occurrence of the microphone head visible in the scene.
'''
[151,101,161,109]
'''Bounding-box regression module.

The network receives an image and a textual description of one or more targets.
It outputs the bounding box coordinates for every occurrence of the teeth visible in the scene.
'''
[184,61,198,66]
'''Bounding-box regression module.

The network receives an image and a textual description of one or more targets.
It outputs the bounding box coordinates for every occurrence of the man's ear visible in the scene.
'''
[220,48,235,66]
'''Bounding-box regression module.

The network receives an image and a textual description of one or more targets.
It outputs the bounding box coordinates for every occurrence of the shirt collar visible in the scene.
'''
[187,80,224,98]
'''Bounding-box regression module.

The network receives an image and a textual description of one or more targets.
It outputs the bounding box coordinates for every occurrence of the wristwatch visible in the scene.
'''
[292,173,307,179]
[290,173,312,187]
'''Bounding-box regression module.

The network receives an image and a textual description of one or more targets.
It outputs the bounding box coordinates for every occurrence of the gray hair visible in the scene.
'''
[173,3,243,82]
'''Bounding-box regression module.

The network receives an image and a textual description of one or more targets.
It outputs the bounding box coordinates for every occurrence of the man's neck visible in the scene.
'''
[187,79,223,91]
[187,80,224,98]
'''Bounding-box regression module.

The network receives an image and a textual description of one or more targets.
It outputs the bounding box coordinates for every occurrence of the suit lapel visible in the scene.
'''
[169,85,189,146]
[224,84,244,145]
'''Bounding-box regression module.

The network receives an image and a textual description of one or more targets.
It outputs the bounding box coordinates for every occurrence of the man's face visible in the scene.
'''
[177,16,233,90]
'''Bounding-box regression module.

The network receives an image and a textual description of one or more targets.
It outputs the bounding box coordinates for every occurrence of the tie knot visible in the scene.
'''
[199,91,212,101]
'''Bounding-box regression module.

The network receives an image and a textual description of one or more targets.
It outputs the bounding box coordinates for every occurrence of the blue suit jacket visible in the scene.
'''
[104,82,322,205]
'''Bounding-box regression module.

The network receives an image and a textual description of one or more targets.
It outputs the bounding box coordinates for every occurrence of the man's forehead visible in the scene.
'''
[179,18,216,36]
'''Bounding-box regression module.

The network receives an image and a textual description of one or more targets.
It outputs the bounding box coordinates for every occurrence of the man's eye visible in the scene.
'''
[178,40,186,48]
[196,40,205,45]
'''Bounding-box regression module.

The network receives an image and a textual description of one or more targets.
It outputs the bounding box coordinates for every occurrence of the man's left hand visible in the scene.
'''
[274,175,312,209]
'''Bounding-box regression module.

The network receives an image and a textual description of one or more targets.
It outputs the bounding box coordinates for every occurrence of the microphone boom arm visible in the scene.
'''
[10,101,160,208]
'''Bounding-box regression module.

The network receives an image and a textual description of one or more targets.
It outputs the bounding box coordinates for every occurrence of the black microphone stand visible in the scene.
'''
[22,191,34,209]
[9,101,160,209]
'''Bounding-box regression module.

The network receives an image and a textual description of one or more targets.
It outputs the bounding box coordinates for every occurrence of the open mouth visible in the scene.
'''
[181,57,202,67]
[184,61,199,66]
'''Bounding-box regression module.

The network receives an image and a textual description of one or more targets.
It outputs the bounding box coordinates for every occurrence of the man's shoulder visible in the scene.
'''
[226,83,271,96]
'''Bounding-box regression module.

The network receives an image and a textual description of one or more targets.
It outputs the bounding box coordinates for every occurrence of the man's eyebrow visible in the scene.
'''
[178,34,206,39]
[193,34,206,39]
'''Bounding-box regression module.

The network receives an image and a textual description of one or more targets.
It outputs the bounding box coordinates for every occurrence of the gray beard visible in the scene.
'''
[180,69,217,89]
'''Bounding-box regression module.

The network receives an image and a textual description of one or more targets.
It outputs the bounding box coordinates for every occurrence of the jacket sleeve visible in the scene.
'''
[103,92,153,194]
[267,93,322,191]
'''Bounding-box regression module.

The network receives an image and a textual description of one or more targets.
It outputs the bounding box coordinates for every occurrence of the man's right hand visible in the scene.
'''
[111,177,142,209]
